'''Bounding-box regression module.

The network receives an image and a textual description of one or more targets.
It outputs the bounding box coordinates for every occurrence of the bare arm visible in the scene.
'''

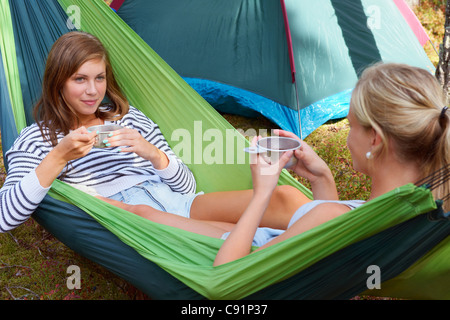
[0,127,97,232]
[213,132,347,266]
[254,202,351,252]
[213,140,294,266]
[213,191,272,266]
[35,128,97,187]
[213,192,351,265]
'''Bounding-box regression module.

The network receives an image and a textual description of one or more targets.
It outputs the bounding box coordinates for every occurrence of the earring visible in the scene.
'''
[366,151,372,159]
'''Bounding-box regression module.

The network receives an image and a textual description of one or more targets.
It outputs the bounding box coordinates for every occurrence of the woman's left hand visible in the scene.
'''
[105,128,169,169]
[250,136,293,198]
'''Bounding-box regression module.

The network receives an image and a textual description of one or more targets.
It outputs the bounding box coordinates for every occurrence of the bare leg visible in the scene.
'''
[190,185,311,230]
[96,184,310,233]
[98,196,234,238]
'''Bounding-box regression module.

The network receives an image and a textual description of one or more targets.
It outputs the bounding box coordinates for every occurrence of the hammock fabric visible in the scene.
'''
[1,0,449,299]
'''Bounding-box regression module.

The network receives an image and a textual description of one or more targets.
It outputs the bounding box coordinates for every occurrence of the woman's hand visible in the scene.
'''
[213,137,293,266]
[250,136,294,198]
[273,130,338,200]
[273,130,330,182]
[53,127,97,162]
[36,127,97,188]
[104,127,169,169]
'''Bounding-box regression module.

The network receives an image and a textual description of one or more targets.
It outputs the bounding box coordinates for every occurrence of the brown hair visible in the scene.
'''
[351,63,449,210]
[33,31,129,145]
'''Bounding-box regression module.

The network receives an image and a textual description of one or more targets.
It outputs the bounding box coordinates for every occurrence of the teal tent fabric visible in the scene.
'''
[118,0,295,109]
[1,0,448,299]
[116,0,434,137]
[8,0,70,126]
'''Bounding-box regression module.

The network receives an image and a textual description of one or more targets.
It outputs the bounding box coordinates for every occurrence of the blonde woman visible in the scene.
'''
[214,62,449,265]
[100,63,449,265]
[0,31,303,233]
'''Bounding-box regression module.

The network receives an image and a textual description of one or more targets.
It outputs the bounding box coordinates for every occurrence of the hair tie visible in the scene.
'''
[441,106,448,119]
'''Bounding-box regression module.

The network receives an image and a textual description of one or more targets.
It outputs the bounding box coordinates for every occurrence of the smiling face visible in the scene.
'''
[61,58,107,125]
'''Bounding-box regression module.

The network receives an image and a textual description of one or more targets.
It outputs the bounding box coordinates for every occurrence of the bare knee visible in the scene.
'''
[272,185,305,203]
[270,185,310,217]
[127,204,159,219]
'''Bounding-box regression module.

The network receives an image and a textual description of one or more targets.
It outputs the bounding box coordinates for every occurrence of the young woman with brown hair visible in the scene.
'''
[0,31,305,233]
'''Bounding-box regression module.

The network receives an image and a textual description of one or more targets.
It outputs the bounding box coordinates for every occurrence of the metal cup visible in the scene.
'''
[244,136,301,168]
[87,124,124,148]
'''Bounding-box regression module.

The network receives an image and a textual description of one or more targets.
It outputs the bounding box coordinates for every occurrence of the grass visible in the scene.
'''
[0,220,134,300]
[0,0,445,300]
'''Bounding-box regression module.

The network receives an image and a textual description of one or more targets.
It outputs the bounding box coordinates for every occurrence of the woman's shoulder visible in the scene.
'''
[288,199,366,228]
[113,105,146,120]
[15,123,45,144]
[5,123,51,157]
[311,201,361,217]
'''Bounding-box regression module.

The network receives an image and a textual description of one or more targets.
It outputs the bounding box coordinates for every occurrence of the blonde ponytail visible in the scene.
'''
[351,63,449,211]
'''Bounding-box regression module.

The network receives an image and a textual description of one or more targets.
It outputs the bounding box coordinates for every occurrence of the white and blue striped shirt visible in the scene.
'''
[0,106,196,232]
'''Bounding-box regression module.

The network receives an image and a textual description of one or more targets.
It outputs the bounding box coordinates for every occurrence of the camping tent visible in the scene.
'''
[114,0,434,138]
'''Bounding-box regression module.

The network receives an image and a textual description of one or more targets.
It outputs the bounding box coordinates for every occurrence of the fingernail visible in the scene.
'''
[108,133,113,137]
[105,143,111,147]
[88,130,91,133]
[102,139,108,144]
[117,148,121,152]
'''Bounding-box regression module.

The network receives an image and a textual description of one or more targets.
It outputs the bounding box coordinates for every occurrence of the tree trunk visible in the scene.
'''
[436,0,450,101]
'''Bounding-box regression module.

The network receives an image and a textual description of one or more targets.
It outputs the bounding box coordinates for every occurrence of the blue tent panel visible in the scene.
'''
[185,77,351,137]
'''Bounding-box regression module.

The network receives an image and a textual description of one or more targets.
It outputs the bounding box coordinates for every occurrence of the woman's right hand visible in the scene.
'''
[249,136,294,198]
[53,127,98,163]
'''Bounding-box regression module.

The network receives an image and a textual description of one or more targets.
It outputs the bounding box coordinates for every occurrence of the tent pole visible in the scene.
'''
[280,0,302,139]
[294,76,303,140]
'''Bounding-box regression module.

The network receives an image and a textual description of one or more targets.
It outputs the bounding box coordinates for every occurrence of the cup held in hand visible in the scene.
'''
[244,136,301,168]
[87,124,124,148]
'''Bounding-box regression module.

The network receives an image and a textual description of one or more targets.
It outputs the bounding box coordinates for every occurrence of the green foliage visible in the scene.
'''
[413,0,446,66]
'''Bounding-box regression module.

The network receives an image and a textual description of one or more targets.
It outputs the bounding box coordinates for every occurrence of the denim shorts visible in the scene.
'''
[221,227,284,247]
[108,180,202,218]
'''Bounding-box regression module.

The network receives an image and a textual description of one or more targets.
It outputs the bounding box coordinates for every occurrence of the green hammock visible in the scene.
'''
[1,0,448,300]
